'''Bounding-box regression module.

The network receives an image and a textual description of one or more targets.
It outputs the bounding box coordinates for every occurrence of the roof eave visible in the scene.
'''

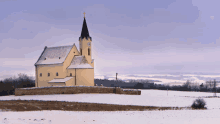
[35,63,63,66]
[34,46,47,66]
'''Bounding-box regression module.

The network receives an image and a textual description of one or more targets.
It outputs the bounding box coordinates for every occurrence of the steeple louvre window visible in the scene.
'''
[40,73,42,77]
[48,73,50,77]
[56,72,58,76]
[88,48,90,56]
[80,49,82,55]
[70,73,72,76]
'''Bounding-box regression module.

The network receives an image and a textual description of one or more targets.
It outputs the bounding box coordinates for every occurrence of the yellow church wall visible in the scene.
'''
[35,66,38,87]
[79,38,92,65]
[67,69,76,77]
[76,69,94,86]
[63,45,80,72]
[36,64,66,87]
[65,77,75,86]
[91,60,94,68]
[48,82,66,86]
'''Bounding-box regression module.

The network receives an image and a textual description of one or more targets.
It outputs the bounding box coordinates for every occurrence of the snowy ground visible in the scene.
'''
[1,110,220,124]
[0,89,220,109]
[1,89,220,124]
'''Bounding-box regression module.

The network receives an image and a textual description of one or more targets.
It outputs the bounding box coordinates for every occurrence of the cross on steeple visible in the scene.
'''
[83,12,86,18]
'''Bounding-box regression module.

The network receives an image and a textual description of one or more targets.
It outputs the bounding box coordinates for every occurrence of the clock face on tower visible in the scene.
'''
[87,42,91,47]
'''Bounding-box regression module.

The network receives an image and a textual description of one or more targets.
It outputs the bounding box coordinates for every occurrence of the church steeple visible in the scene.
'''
[79,12,92,41]
[79,12,93,66]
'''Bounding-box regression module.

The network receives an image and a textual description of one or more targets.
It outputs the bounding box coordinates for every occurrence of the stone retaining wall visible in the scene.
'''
[15,86,141,96]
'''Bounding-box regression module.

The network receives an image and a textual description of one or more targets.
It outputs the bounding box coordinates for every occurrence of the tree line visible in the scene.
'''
[94,79,219,93]
[0,73,35,96]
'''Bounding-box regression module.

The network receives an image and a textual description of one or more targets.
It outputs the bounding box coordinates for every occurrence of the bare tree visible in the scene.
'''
[183,80,191,89]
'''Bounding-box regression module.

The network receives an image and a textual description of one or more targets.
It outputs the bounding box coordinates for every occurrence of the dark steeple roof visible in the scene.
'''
[79,18,92,41]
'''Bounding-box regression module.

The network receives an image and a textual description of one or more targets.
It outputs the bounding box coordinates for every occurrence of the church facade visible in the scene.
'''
[34,15,94,87]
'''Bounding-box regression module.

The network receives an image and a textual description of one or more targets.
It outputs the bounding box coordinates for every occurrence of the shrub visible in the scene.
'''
[134,83,144,89]
[191,98,206,109]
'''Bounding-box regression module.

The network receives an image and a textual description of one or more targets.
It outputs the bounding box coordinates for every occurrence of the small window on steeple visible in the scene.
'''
[56,72,58,76]
[59,57,61,59]
[44,58,46,60]
[80,49,82,55]
[70,73,72,76]
[88,48,90,56]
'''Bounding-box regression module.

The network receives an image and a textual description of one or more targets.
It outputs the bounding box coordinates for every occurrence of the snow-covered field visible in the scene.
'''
[1,110,220,124]
[1,89,220,123]
[0,89,220,109]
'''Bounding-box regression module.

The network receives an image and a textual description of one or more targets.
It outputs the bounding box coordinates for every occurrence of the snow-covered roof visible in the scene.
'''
[35,45,74,65]
[68,56,93,69]
[48,77,73,83]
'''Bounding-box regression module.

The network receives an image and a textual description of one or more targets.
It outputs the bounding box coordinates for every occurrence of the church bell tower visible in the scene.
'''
[79,12,93,66]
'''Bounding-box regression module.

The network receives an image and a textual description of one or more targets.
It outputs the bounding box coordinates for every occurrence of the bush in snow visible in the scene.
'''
[191,98,206,109]
[134,83,144,89]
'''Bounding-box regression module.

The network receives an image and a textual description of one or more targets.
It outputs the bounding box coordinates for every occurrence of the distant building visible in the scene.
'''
[34,13,94,87]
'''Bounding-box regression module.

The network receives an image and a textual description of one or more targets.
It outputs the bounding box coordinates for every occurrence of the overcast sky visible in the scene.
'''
[1,0,220,80]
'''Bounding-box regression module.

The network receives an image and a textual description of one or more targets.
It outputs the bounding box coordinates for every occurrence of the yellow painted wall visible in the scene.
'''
[76,69,94,86]
[91,60,94,68]
[36,64,65,87]
[48,82,65,86]
[35,66,38,87]
[79,38,92,65]
[65,77,75,86]
[63,45,80,72]
[67,69,76,77]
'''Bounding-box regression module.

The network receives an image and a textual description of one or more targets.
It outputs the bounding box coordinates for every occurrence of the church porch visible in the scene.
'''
[48,77,75,86]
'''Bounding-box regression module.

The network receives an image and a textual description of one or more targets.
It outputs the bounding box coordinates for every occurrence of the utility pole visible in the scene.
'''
[214,79,216,97]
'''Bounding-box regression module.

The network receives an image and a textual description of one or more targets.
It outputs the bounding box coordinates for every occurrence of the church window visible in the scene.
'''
[88,48,90,56]
[80,49,82,55]
[48,73,50,77]
[70,73,72,76]
[56,72,58,76]
[40,73,42,77]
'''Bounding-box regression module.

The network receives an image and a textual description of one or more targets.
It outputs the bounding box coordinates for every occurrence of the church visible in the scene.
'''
[34,13,94,87]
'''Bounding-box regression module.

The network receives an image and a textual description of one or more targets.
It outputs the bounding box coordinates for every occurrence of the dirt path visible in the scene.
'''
[0,100,194,111]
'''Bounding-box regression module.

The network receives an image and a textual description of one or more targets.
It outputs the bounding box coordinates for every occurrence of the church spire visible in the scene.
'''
[79,12,92,41]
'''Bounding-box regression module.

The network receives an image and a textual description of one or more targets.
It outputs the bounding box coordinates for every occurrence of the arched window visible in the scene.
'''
[40,73,42,77]
[70,73,72,76]
[48,73,50,77]
[80,49,82,55]
[88,48,90,56]
[56,72,58,76]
